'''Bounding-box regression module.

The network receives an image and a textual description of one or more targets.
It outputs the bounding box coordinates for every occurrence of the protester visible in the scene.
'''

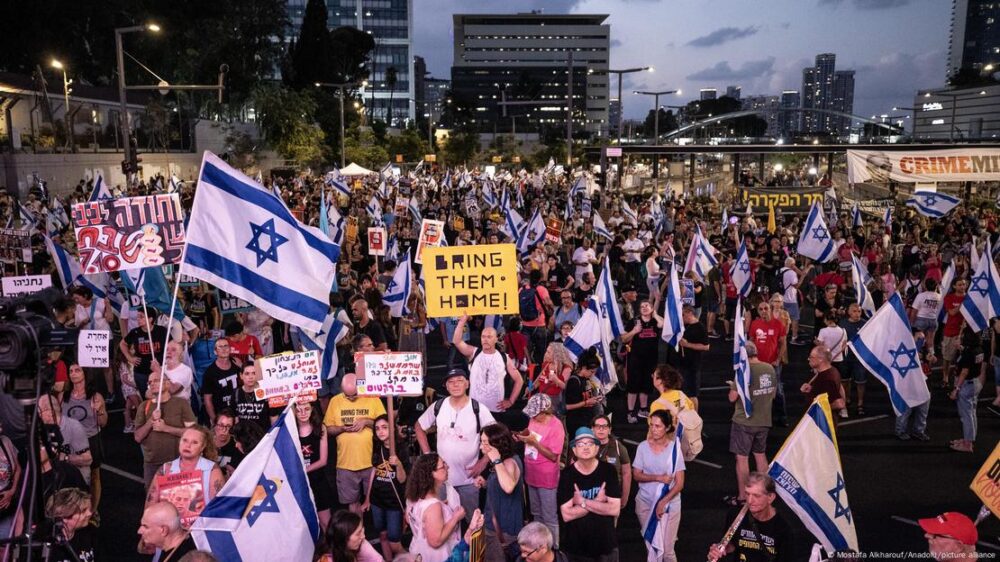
[296,400,334,528]
[632,410,685,562]
[41,488,96,561]
[477,423,524,562]
[63,362,108,513]
[948,324,986,453]
[363,414,409,561]
[519,394,564,547]
[453,313,524,417]
[707,473,793,561]
[621,299,663,423]
[919,511,978,560]
[325,373,385,514]
[558,427,622,562]
[315,510,383,562]
[138,501,197,559]
[725,342,776,506]
[405,453,465,562]
[134,370,197,486]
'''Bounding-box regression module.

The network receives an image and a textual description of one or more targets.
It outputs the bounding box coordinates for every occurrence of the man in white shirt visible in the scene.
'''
[572,238,598,285]
[163,341,194,402]
[909,278,942,351]
[415,369,496,523]
[780,258,810,344]
[623,230,645,288]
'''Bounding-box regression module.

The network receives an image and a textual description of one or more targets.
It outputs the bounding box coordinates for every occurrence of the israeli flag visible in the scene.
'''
[385,235,400,262]
[380,162,393,179]
[683,227,718,282]
[544,157,556,174]
[906,190,961,218]
[440,170,452,191]
[325,199,346,247]
[796,202,836,263]
[733,299,752,417]
[183,152,339,332]
[597,257,625,339]
[501,206,525,241]
[383,249,412,317]
[45,235,83,290]
[593,213,612,241]
[563,297,619,390]
[731,238,753,299]
[570,175,586,198]
[481,180,497,208]
[960,237,1000,332]
[641,438,684,562]
[297,313,350,380]
[408,196,423,225]
[937,263,955,325]
[121,267,186,320]
[16,200,36,231]
[882,207,892,234]
[50,197,69,228]
[564,193,575,221]
[768,394,858,553]
[622,200,638,227]
[851,204,863,228]
[516,207,546,254]
[850,254,876,317]
[848,292,931,415]
[325,173,351,198]
[367,195,383,225]
[192,401,319,561]
[169,175,183,193]
[89,171,112,202]
[661,263,686,350]
[721,208,729,233]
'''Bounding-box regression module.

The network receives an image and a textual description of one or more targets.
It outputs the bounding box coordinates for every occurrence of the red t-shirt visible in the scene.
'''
[942,294,965,337]
[812,272,845,289]
[807,367,843,409]
[227,335,263,365]
[749,318,785,365]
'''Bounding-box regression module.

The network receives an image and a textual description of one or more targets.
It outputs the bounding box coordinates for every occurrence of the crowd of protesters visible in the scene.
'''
[0,160,991,561]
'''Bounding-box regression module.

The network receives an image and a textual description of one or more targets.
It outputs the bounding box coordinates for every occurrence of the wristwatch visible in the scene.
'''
[491,458,503,466]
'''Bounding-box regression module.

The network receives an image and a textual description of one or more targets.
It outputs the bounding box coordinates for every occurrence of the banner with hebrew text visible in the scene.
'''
[72,194,185,273]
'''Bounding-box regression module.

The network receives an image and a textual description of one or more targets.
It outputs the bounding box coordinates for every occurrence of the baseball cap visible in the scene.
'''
[620,282,637,293]
[444,368,468,382]
[571,427,599,447]
[523,394,552,418]
[918,512,977,546]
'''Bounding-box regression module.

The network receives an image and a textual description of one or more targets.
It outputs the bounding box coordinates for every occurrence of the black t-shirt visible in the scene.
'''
[564,374,597,436]
[125,325,168,374]
[37,523,96,562]
[547,264,570,290]
[235,388,270,431]
[217,437,245,472]
[573,284,594,306]
[681,321,709,371]
[155,534,197,561]
[369,442,411,509]
[201,361,241,413]
[557,461,621,557]
[358,320,386,349]
[721,507,793,562]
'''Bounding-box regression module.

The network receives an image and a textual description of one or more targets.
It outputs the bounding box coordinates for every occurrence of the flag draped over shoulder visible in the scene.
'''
[563,298,619,390]
[733,299,752,417]
[768,394,859,553]
[661,263,685,350]
[848,292,930,415]
[905,190,961,218]
[191,402,319,561]
[182,152,339,332]
[796,202,836,263]
[960,237,1000,332]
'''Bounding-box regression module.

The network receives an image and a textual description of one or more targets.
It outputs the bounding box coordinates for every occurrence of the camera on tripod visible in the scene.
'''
[0,287,77,398]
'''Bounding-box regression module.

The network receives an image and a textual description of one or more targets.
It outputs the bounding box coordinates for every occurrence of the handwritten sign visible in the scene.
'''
[423,244,519,318]
[0,228,31,264]
[156,469,205,529]
[216,289,253,315]
[368,227,386,256]
[414,219,445,265]
[78,330,111,368]
[71,193,186,273]
[1,274,52,297]
[356,351,423,397]
[255,350,322,400]
[970,441,1000,519]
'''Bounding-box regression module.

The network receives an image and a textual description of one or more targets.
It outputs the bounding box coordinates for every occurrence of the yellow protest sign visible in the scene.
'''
[423,244,519,318]
[970,441,1000,519]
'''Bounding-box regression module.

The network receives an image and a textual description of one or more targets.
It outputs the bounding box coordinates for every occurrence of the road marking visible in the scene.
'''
[107,408,124,414]
[891,515,1000,550]
[103,464,145,485]
[701,385,731,392]
[622,438,722,469]
[838,414,889,427]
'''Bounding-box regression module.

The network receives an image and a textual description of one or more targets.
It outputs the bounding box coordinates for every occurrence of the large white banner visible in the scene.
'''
[847,148,1000,184]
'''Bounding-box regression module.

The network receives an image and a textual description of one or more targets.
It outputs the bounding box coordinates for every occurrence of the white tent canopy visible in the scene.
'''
[339,162,375,176]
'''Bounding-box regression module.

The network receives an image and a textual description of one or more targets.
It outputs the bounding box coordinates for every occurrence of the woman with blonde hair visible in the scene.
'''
[146,425,225,527]
[534,338,574,413]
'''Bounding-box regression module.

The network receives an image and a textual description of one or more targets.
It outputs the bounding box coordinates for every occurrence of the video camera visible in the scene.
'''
[0,287,77,397]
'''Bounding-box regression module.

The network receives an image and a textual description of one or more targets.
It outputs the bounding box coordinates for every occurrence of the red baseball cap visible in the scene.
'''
[918,512,978,546]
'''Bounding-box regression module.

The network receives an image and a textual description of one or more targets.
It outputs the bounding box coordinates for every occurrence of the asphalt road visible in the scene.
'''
[95,321,1000,560]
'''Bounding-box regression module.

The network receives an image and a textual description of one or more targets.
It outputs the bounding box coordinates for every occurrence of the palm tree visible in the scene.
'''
[385,66,398,127]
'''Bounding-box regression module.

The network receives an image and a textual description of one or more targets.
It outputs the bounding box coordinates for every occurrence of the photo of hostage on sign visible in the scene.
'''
[423,244,519,318]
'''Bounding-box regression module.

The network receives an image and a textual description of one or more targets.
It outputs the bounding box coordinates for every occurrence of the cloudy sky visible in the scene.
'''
[413,0,950,122]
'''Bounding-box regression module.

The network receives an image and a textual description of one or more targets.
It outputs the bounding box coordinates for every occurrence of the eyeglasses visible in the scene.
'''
[215,423,233,430]
[592,423,610,429]
[519,546,541,558]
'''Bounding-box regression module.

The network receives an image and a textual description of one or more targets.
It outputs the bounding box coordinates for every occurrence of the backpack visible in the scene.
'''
[432,397,482,434]
[519,286,541,321]
[653,393,704,461]
[770,267,789,297]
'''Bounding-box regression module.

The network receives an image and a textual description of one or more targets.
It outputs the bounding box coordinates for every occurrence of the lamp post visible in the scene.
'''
[608,66,653,145]
[116,23,160,184]
[634,89,681,178]
[50,59,74,152]
[316,80,366,168]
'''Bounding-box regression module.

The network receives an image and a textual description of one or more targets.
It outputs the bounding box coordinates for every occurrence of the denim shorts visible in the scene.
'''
[783,301,800,321]
[912,317,938,333]
[371,503,404,542]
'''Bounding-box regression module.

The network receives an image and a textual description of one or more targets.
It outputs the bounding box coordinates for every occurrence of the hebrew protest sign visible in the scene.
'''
[423,244,519,318]
[414,219,445,265]
[356,352,423,396]
[255,350,322,400]
[72,193,185,273]
[970,441,1000,519]
[1,274,51,297]
[0,228,31,264]
[78,330,111,368]
[368,227,386,256]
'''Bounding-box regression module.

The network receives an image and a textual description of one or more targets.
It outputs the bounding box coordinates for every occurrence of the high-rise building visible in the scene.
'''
[800,53,854,136]
[948,0,1000,77]
[700,88,718,101]
[451,13,610,135]
[286,0,414,126]
[779,90,800,137]
[725,85,741,100]
[609,98,622,134]
[425,78,450,122]
[741,95,780,136]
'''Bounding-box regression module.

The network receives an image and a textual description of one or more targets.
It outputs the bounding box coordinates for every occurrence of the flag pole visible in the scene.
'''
[708,503,749,561]
[155,232,191,411]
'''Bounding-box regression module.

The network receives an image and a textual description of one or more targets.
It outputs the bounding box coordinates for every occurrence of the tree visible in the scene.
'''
[290,0,332,89]
[642,109,679,137]
[344,129,390,169]
[388,128,428,162]
[442,129,480,165]
[948,66,999,88]
[253,84,327,168]
[328,27,375,84]
[224,127,260,171]
[385,66,398,127]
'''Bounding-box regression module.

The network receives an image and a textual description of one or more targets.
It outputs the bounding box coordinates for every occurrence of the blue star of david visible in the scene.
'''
[812,226,829,243]
[739,260,751,274]
[245,475,281,526]
[969,271,991,298]
[888,342,919,379]
[246,218,288,267]
[922,195,936,206]
[827,473,852,524]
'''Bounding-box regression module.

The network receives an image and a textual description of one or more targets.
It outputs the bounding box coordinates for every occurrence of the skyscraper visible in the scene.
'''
[779,90,800,137]
[286,0,414,126]
[725,85,741,100]
[800,53,854,136]
[948,0,1000,77]
[700,88,718,101]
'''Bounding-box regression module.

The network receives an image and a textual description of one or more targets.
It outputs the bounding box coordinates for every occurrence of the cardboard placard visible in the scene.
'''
[356,351,423,396]
[680,279,695,306]
[0,228,31,264]
[71,193,186,273]
[970,441,1000,519]
[414,219,445,265]
[255,350,322,400]
[581,198,593,218]
[368,227,386,256]
[394,197,409,217]
[1,274,52,297]
[545,218,563,244]
[423,244,519,318]
[346,216,359,245]
[216,289,253,315]
[156,470,205,528]
[77,330,111,368]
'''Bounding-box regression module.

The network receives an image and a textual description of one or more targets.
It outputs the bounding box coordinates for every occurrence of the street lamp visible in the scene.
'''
[316,81,364,168]
[608,66,653,145]
[634,89,681,145]
[50,59,74,152]
[116,23,160,183]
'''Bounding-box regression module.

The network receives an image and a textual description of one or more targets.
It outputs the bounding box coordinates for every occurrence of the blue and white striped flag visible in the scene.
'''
[325,173,351,198]
[661,263,685,350]
[906,190,961,218]
[796,202,836,263]
[683,226,718,282]
[563,297,619,390]
[169,175,183,193]
[183,152,339,332]
[16,200,36,231]
[516,207,546,255]
[848,292,931,415]
[883,207,892,235]
[298,313,350,380]
[570,175,586,198]
[367,195,383,225]
[408,196,423,225]
[731,238,753,300]
[192,401,319,561]
[50,197,69,228]
[386,235,400,262]
[851,204,863,228]
[960,237,1000,332]
[850,253,876,317]
[721,208,729,233]
[622,200,638,227]
[767,394,858,553]
[937,263,955,325]
[383,249,412,317]
[481,180,497,208]
[592,212,612,241]
[380,162,393,179]
[440,170,452,191]
[500,206,525,241]
[596,257,624,339]
[733,299,752,417]
[89,171,112,202]
[641,438,684,561]
[45,235,83,290]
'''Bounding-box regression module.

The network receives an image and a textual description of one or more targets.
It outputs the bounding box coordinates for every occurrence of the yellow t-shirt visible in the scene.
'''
[649,390,695,419]
[323,394,386,470]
